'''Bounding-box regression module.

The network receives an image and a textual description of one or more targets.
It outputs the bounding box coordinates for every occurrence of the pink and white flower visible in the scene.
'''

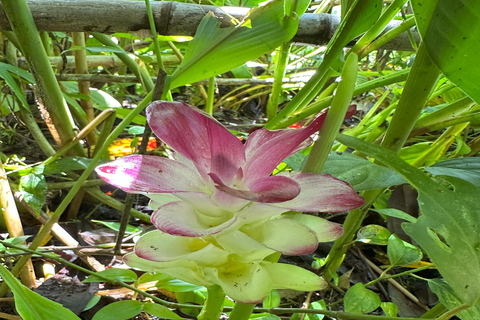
[96,101,364,303]
[96,101,363,246]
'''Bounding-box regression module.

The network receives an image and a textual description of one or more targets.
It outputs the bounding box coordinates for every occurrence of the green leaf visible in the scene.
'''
[143,302,183,319]
[305,300,326,320]
[411,0,480,103]
[356,224,391,245]
[128,126,145,135]
[428,279,480,320]
[380,302,398,317]
[170,0,298,88]
[336,133,480,305]
[83,268,138,283]
[425,157,480,187]
[19,173,47,215]
[387,234,423,267]
[262,289,280,308]
[322,152,406,191]
[0,263,80,320]
[372,208,417,223]
[156,278,204,292]
[44,156,93,174]
[92,300,143,320]
[325,0,382,59]
[91,220,141,235]
[65,45,125,54]
[344,283,381,313]
[0,64,31,110]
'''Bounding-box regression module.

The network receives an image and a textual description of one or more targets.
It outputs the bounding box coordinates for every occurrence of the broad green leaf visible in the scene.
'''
[83,268,138,283]
[322,152,406,191]
[380,302,398,317]
[411,0,480,103]
[356,225,391,245]
[372,208,417,223]
[428,279,480,320]
[19,173,47,215]
[262,289,280,308]
[143,303,183,319]
[387,234,423,267]
[344,283,381,313]
[92,300,143,320]
[336,133,480,305]
[170,0,298,88]
[425,157,480,187]
[0,263,80,320]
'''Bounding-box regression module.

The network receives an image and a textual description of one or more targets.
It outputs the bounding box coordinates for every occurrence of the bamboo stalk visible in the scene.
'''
[0,0,419,50]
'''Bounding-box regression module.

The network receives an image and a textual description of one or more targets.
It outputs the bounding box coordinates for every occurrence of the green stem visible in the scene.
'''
[0,91,153,297]
[436,304,471,320]
[198,286,226,320]
[92,33,155,92]
[421,303,448,318]
[351,0,409,55]
[381,43,440,152]
[268,68,410,129]
[266,41,291,121]
[229,302,256,320]
[303,52,358,173]
[1,0,84,156]
[364,263,434,287]
[205,77,216,115]
[323,188,382,282]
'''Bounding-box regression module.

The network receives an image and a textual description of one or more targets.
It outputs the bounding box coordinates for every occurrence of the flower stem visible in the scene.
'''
[229,302,256,320]
[197,286,226,320]
[303,52,358,173]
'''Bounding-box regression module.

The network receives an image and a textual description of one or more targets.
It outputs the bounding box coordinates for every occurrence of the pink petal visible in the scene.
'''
[274,173,364,212]
[210,173,301,203]
[134,230,229,265]
[283,213,344,242]
[242,219,319,255]
[242,105,357,181]
[242,111,328,180]
[146,101,245,183]
[95,154,208,194]
[151,201,238,237]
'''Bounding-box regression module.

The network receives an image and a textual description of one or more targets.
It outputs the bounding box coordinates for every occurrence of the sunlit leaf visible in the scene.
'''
[170,0,298,88]
[19,173,47,215]
[356,225,391,245]
[380,302,398,317]
[387,234,423,267]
